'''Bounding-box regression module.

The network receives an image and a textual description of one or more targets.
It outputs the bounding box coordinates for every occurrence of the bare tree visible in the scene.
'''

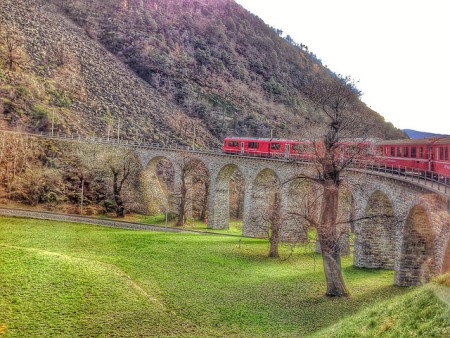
[75,145,140,217]
[250,191,283,257]
[252,184,312,258]
[296,74,374,297]
[229,171,244,220]
[0,23,24,71]
[173,156,208,226]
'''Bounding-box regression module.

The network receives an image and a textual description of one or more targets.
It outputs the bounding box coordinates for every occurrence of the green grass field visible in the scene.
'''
[124,213,245,235]
[0,216,448,337]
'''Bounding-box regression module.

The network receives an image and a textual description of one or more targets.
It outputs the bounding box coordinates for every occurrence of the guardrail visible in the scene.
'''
[362,162,449,194]
[2,129,449,195]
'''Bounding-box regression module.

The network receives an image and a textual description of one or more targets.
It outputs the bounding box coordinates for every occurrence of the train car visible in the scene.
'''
[431,138,450,178]
[222,137,309,158]
[376,138,434,171]
[222,137,270,156]
[376,137,450,179]
[337,139,377,162]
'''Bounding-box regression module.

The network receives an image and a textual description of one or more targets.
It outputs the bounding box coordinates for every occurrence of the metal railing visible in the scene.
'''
[361,162,449,195]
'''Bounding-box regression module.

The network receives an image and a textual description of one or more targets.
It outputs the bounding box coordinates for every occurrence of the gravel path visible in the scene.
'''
[0,207,209,234]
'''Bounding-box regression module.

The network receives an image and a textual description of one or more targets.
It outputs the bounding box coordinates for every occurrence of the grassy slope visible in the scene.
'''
[0,216,448,337]
[311,286,450,337]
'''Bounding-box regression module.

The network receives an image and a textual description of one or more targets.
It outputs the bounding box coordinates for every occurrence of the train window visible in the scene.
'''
[293,143,315,153]
[397,147,401,157]
[248,142,259,149]
[411,147,417,158]
[419,147,424,158]
[228,141,239,147]
[390,147,395,156]
[445,147,449,160]
[440,147,445,161]
[404,147,409,157]
[270,143,281,150]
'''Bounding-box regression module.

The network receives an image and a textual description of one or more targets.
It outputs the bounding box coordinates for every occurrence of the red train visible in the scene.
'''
[222,136,450,180]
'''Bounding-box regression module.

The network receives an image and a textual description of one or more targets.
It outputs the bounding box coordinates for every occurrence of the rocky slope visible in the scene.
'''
[0,0,217,147]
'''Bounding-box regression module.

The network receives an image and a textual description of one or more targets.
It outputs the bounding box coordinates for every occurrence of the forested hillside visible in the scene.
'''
[1,0,404,146]
[52,0,404,139]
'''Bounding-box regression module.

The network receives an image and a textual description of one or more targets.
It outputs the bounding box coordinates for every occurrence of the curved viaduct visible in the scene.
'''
[135,145,450,287]
[3,131,448,287]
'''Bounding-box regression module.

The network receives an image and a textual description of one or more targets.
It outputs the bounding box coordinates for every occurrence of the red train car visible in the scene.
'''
[432,138,450,178]
[222,137,312,159]
[376,138,434,171]
[376,137,450,178]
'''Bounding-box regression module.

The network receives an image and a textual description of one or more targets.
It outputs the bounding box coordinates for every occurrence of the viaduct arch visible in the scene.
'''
[135,146,450,286]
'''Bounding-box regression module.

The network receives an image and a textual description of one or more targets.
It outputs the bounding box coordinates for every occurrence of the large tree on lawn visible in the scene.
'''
[301,75,374,297]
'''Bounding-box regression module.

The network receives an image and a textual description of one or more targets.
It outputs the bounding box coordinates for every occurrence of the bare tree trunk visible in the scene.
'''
[176,179,187,226]
[199,180,209,222]
[318,181,349,297]
[269,223,281,257]
[269,193,281,258]
[112,171,125,217]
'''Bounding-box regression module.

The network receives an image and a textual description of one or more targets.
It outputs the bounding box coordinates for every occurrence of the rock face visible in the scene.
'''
[0,0,218,147]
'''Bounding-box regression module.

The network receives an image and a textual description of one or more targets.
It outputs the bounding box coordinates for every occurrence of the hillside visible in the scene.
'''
[1,0,404,147]
[0,0,217,147]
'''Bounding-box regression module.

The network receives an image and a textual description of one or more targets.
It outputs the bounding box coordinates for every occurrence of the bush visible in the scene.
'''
[103,199,117,212]
[51,90,72,107]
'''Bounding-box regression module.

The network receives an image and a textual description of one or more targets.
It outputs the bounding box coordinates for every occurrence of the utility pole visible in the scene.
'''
[117,118,120,143]
[80,178,84,215]
[51,110,55,136]
[165,194,169,226]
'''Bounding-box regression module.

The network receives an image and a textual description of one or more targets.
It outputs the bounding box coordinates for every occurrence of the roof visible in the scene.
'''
[224,137,307,142]
[377,137,450,146]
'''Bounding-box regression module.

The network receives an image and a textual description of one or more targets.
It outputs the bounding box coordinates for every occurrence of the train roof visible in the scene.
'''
[223,137,307,142]
[224,137,375,143]
[376,137,450,146]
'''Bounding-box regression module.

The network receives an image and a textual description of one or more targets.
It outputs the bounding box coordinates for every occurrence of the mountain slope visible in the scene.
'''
[1,0,404,146]
[52,0,404,140]
[0,0,217,147]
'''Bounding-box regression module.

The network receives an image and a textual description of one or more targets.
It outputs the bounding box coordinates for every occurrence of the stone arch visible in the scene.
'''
[208,163,244,230]
[395,204,435,286]
[354,190,396,269]
[173,156,210,225]
[283,178,316,243]
[141,156,175,214]
[244,168,281,237]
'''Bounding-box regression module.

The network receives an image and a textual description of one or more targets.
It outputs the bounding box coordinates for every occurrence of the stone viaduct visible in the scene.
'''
[135,144,450,287]
[3,131,449,287]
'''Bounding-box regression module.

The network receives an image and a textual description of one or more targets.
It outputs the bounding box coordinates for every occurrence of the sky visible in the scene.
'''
[234,0,450,135]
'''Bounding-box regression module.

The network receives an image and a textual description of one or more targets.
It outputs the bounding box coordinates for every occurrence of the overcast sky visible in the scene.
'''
[234,0,450,135]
